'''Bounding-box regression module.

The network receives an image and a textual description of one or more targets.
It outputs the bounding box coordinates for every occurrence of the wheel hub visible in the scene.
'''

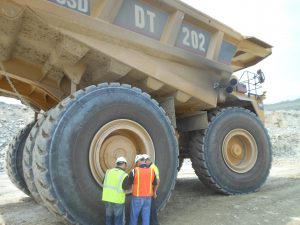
[222,129,258,173]
[101,135,137,170]
[231,144,242,158]
[89,119,155,186]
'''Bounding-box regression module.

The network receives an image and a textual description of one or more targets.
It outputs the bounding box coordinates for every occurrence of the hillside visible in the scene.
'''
[265,98,300,111]
[0,102,34,172]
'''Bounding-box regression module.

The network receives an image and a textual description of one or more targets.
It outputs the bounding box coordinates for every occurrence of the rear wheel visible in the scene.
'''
[6,122,34,195]
[23,115,47,203]
[33,84,178,225]
[190,107,272,194]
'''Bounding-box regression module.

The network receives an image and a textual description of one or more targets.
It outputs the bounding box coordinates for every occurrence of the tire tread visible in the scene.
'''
[33,83,178,223]
[190,107,272,194]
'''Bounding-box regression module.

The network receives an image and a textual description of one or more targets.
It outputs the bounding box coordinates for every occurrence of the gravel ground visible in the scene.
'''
[0,100,300,225]
[1,159,300,225]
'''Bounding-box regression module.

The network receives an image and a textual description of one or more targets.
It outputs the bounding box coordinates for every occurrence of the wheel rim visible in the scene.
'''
[89,119,155,186]
[222,129,258,173]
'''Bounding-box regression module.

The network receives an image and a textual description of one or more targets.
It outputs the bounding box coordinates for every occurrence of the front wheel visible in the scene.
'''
[190,107,272,194]
[33,83,178,225]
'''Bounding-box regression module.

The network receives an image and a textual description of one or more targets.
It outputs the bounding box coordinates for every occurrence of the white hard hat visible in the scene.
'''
[116,156,127,164]
[142,154,150,160]
[135,154,144,163]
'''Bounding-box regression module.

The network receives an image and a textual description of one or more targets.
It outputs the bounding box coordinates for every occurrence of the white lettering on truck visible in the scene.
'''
[134,4,156,33]
[135,5,145,30]
[56,0,66,4]
[51,0,88,14]
[78,0,88,13]
[146,10,156,33]
[182,26,206,52]
[66,0,76,9]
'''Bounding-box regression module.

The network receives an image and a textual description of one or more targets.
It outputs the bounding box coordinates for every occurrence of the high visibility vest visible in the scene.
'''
[150,163,159,180]
[102,168,128,204]
[132,167,155,197]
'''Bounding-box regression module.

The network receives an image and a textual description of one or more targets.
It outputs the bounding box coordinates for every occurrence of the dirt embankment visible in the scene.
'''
[0,102,34,173]
[265,110,300,159]
[0,101,300,225]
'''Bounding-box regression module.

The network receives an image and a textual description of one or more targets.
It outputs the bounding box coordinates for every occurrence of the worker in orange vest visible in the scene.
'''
[129,154,157,225]
[143,154,160,225]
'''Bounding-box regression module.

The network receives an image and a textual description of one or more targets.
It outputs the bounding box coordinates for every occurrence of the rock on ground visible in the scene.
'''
[265,110,300,159]
[0,100,300,225]
[0,102,34,172]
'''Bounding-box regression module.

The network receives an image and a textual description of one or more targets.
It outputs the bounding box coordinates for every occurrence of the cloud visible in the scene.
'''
[181,0,300,103]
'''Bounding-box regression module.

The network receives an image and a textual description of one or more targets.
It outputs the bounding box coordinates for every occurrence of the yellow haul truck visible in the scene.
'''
[1,0,272,224]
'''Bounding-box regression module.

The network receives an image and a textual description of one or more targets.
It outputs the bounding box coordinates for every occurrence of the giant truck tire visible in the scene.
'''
[6,122,34,196]
[32,83,178,225]
[23,115,47,204]
[190,107,272,194]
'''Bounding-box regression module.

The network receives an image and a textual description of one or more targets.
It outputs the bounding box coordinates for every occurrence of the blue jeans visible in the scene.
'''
[150,198,158,225]
[105,202,125,225]
[130,197,152,225]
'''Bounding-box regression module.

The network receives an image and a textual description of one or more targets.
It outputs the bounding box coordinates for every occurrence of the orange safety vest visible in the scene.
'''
[132,167,155,197]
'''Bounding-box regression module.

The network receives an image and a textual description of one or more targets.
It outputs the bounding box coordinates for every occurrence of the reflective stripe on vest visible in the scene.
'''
[136,168,140,196]
[132,167,154,197]
[102,168,128,204]
[149,167,153,193]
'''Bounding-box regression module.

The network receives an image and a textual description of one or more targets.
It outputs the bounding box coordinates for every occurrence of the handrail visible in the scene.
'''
[238,70,265,97]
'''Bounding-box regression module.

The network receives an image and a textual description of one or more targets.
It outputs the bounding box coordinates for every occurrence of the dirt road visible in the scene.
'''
[1,160,300,225]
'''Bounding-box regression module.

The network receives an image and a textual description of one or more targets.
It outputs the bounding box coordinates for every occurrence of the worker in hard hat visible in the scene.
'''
[102,156,130,225]
[129,154,157,225]
[143,154,160,225]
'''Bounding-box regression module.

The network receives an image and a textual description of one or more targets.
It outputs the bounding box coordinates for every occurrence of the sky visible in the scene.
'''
[181,0,300,103]
[1,0,299,105]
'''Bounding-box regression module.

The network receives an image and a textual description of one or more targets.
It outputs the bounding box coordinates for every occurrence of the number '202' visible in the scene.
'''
[182,27,206,52]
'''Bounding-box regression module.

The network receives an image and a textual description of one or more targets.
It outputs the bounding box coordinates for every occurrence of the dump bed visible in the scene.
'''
[0,0,272,113]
